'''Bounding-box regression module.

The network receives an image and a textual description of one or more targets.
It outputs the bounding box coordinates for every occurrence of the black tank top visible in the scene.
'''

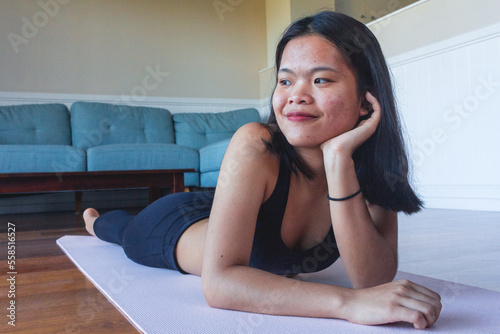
[249,161,340,275]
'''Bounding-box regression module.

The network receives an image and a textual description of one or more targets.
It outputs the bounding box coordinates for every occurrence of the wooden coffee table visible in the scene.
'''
[0,169,194,212]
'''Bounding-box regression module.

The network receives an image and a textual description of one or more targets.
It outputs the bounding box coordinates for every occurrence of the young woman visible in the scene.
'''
[84,11,442,329]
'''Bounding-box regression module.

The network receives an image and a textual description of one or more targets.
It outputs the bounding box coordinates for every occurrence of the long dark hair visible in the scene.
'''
[266,11,422,214]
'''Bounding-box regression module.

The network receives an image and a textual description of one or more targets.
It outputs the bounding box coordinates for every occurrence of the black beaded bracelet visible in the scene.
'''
[327,189,362,201]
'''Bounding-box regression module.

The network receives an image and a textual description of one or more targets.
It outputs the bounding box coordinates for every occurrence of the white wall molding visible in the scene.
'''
[387,22,500,68]
[0,91,272,121]
[367,0,431,29]
[417,185,500,212]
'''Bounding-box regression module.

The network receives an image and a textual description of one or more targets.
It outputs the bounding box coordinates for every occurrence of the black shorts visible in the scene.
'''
[94,191,214,274]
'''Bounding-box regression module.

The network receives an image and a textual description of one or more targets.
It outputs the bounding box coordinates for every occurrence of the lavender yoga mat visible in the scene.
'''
[57,236,500,333]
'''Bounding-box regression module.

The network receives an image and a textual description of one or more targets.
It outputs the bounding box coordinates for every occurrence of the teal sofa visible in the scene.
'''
[0,102,260,188]
[0,103,87,173]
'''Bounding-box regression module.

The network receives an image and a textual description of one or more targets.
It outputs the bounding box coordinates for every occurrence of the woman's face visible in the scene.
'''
[272,34,368,148]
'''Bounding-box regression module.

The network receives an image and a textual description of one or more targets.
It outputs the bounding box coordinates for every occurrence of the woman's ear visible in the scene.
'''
[359,95,372,117]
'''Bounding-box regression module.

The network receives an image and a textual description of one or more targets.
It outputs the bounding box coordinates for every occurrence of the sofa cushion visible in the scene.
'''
[183,173,200,188]
[71,102,175,150]
[0,104,71,145]
[0,145,86,173]
[200,171,220,188]
[173,108,260,150]
[86,143,200,187]
[87,143,198,171]
[199,138,231,173]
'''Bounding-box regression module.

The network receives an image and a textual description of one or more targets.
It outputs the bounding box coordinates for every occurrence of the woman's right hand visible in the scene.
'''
[344,279,442,329]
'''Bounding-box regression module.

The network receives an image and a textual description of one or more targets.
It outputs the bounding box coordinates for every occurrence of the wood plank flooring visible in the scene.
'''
[1,210,140,333]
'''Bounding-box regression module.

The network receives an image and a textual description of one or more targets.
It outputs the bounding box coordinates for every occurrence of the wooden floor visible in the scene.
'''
[1,207,499,332]
[1,210,141,333]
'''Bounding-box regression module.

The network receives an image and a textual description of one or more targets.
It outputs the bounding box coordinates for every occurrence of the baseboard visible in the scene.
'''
[0,189,150,215]
[418,185,500,212]
[0,91,272,121]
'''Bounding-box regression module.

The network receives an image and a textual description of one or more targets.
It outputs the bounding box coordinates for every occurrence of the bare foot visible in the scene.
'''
[83,208,100,236]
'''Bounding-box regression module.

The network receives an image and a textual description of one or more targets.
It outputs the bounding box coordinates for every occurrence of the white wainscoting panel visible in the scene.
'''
[389,23,500,211]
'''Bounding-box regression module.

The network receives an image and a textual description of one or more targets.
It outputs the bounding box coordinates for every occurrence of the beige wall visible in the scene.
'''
[368,0,500,59]
[290,0,335,21]
[0,0,267,99]
[265,0,291,68]
[264,0,335,67]
[261,0,336,98]
[4,0,497,100]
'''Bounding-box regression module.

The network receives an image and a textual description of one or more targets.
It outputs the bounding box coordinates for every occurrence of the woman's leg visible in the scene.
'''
[86,208,136,245]
[84,191,213,271]
[83,208,99,236]
[120,191,213,271]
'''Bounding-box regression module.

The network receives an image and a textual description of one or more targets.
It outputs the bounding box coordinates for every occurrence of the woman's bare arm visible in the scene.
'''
[201,122,350,319]
[324,154,398,288]
[201,122,441,329]
[318,92,397,288]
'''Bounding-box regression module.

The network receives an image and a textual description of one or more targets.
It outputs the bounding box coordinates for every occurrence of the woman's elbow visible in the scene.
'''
[201,274,229,309]
[352,266,397,289]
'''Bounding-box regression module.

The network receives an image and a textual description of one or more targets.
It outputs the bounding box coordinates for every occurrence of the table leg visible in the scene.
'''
[173,173,185,193]
[75,191,83,214]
